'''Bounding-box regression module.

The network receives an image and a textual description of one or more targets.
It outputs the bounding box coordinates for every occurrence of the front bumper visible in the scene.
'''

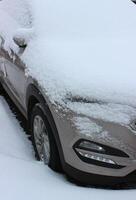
[64,162,136,186]
[51,104,136,185]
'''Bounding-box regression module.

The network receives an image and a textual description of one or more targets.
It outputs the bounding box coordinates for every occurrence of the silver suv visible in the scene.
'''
[1,0,136,186]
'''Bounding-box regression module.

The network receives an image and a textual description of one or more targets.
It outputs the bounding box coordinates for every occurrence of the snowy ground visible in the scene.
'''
[0,96,136,200]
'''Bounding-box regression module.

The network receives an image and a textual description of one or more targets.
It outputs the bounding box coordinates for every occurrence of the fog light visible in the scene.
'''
[74,140,125,168]
[78,150,116,165]
[78,141,105,153]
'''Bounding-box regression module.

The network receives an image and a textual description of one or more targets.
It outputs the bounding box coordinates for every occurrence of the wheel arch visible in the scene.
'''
[26,84,65,169]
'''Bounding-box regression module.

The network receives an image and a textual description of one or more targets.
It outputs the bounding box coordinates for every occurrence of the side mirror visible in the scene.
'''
[13,28,34,48]
[13,36,27,48]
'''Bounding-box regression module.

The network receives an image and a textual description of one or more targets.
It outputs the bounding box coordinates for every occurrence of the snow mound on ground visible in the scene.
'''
[0,96,33,160]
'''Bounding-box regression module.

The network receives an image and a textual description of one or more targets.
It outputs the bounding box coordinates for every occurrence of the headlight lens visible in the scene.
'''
[78,141,105,153]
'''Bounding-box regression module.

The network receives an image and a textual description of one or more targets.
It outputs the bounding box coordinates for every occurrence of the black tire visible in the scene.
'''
[30,103,62,172]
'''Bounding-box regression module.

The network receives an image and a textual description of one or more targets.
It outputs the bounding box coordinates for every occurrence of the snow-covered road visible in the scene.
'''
[0,96,136,200]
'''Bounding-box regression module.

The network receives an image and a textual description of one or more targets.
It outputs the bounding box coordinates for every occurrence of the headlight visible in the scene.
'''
[78,140,105,153]
[73,140,128,169]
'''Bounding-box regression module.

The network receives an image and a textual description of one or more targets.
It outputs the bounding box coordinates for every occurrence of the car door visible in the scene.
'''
[3,47,27,107]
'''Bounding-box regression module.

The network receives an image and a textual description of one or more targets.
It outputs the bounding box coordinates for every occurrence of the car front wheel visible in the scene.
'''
[30,103,62,172]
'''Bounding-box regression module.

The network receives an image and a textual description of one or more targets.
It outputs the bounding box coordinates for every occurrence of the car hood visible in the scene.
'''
[40,36,136,105]
[21,0,136,126]
[23,0,136,106]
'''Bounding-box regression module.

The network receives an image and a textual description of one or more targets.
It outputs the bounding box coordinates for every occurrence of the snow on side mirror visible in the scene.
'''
[13,36,27,48]
[13,28,34,48]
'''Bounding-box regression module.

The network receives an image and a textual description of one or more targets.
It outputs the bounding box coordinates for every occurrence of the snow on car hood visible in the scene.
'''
[23,0,136,105]
[21,0,136,126]
[1,0,136,126]
[24,36,136,105]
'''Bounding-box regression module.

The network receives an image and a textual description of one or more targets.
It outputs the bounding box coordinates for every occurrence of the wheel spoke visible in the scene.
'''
[33,115,50,164]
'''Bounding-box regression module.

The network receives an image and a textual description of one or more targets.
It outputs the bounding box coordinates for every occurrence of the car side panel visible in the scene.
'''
[5,49,27,106]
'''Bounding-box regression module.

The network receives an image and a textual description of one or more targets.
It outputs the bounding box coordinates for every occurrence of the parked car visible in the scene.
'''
[1,0,136,186]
